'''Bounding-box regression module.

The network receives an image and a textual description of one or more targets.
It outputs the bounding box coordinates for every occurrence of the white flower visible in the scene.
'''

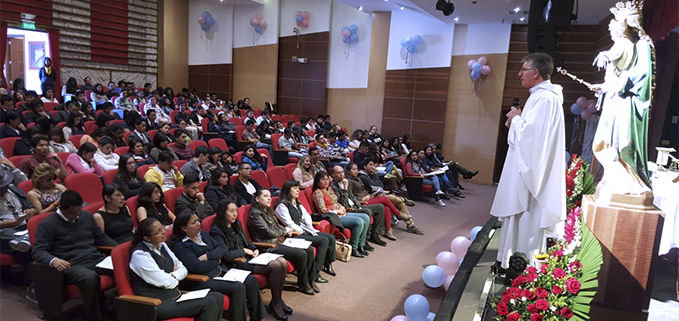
[522,297,527,301]
[510,299,516,304]
[550,306,557,311]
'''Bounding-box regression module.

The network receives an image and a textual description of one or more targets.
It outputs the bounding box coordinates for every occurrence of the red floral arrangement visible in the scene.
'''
[566,155,595,212]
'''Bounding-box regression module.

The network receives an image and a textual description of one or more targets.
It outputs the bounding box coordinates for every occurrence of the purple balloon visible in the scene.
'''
[581,109,593,120]
[576,96,589,109]
[198,17,206,24]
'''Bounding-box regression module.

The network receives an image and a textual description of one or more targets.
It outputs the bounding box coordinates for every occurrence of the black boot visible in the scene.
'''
[358,246,370,256]
[363,243,374,251]
[351,249,365,258]
[464,170,479,180]
[323,264,336,276]
[369,234,387,246]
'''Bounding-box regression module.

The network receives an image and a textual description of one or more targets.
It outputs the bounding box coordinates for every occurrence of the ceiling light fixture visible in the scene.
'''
[520,17,525,21]
[400,6,404,10]
[435,0,455,16]
[454,17,459,22]
[514,7,520,12]
[359,6,363,10]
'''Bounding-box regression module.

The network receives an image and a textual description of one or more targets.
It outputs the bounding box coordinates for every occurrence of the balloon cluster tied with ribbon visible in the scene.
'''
[400,35,423,66]
[295,11,310,28]
[250,14,267,44]
[341,24,359,59]
[468,56,491,81]
[198,11,215,33]
[571,96,598,120]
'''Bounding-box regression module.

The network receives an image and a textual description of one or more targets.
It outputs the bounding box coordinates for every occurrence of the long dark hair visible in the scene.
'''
[250,188,272,213]
[168,211,194,247]
[214,198,239,232]
[137,182,168,218]
[243,145,263,164]
[65,77,78,94]
[65,112,83,130]
[406,150,418,163]
[312,171,330,192]
[275,180,300,210]
[102,183,124,209]
[77,143,98,166]
[117,153,139,179]
[131,217,158,250]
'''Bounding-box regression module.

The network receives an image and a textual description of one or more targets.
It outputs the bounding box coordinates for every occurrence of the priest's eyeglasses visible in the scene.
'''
[519,68,536,74]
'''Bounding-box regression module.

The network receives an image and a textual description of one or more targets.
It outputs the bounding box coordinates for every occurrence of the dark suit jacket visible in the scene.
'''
[232,178,262,205]
[0,125,23,139]
[170,230,226,277]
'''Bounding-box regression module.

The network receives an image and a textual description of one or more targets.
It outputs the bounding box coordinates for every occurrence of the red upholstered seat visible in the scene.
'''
[0,137,21,157]
[163,187,185,215]
[266,167,287,189]
[251,170,270,189]
[64,173,103,205]
[283,163,297,180]
[188,140,208,153]
[17,180,33,195]
[237,205,295,273]
[114,147,130,156]
[102,170,117,185]
[207,138,229,151]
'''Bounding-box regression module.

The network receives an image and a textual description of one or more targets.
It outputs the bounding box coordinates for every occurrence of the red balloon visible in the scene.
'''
[581,109,592,120]
[301,20,309,28]
[295,10,302,16]
[576,96,588,109]
[256,14,263,20]
[302,11,310,19]
[198,17,206,24]
[258,20,267,29]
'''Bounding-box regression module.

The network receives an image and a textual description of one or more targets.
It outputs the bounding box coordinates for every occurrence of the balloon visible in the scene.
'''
[349,24,358,34]
[342,37,349,44]
[422,265,446,288]
[451,236,472,257]
[295,10,302,16]
[436,251,459,276]
[471,62,483,72]
[250,18,260,27]
[576,96,589,108]
[206,17,215,28]
[391,316,410,321]
[342,29,351,38]
[467,59,477,69]
[404,294,430,321]
[570,103,582,115]
[443,275,455,290]
[349,33,359,43]
[202,11,211,19]
[401,38,411,47]
[407,45,416,54]
[254,26,263,34]
[302,11,310,19]
[581,109,592,120]
[198,17,206,24]
[427,312,437,321]
[258,20,267,29]
[478,56,487,65]
[295,15,304,23]
[470,226,482,241]
[481,65,491,75]
[587,100,597,113]
[256,13,263,20]
[301,20,309,28]
[471,70,481,80]
[201,23,209,31]
[413,35,423,45]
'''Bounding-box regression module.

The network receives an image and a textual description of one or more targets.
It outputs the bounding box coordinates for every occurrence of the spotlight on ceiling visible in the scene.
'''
[436,0,455,16]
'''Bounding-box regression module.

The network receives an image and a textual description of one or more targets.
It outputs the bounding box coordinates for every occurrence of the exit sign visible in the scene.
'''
[21,21,36,30]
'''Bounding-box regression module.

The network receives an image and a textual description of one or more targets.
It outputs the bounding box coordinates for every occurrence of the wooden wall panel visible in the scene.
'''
[188,64,232,100]
[232,44,278,110]
[277,32,329,117]
[382,67,449,150]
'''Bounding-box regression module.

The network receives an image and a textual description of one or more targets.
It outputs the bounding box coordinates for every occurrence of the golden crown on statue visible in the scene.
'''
[610,1,643,18]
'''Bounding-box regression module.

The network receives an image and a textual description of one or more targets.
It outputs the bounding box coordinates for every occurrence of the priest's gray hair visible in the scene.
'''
[522,52,554,80]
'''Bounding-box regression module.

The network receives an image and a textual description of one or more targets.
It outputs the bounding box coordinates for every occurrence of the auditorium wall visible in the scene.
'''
[386,9,454,70]
[158,0,189,91]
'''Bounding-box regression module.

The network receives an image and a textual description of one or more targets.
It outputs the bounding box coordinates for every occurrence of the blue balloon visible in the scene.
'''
[428,312,437,321]
[413,35,423,45]
[341,26,349,33]
[349,24,358,34]
[202,11,211,19]
[422,265,446,288]
[349,33,359,43]
[470,226,482,241]
[254,25,262,34]
[342,37,349,44]
[471,62,483,72]
[206,17,215,28]
[407,44,416,54]
[471,70,481,80]
[405,294,430,321]
[295,15,304,23]
[401,37,410,47]
[201,23,209,31]
[570,103,582,115]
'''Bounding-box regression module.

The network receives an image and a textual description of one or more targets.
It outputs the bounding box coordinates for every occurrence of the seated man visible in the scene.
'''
[330,165,386,247]
[174,174,214,219]
[144,151,184,191]
[315,133,349,168]
[18,134,68,181]
[242,120,272,152]
[277,128,304,158]
[180,145,209,181]
[172,129,194,161]
[308,147,326,173]
[32,191,117,321]
[0,166,37,253]
[232,163,262,204]
[129,117,153,152]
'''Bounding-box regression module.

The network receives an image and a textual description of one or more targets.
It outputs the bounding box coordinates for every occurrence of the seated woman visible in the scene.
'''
[65,142,105,175]
[81,102,97,122]
[93,184,134,244]
[94,137,120,172]
[405,151,445,207]
[242,145,268,171]
[49,127,77,153]
[129,138,156,167]
[210,198,291,320]
[255,122,273,146]
[275,180,336,280]
[62,112,86,141]
[129,217,224,321]
[205,168,246,209]
[247,189,317,295]
[291,155,315,189]
[169,212,267,321]
[137,182,176,228]
[150,132,179,163]
[422,145,463,197]
[40,87,59,104]
[90,83,108,106]
[26,163,67,214]
[202,147,224,180]
[80,127,111,150]
[158,123,175,143]
[312,171,371,258]
[221,151,239,176]
[114,153,145,199]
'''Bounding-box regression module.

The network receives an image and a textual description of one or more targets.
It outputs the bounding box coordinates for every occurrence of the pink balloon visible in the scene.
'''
[198,17,206,24]
[296,21,302,26]
[258,20,267,29]
[391,316,410,321]
[436,251,453,265]
[295,10,302,16]
[437,254,460,276]
[342,29,351,38]
[467,59,477,69]
[586,100,597,113]
[302,11,310,19]
[576,96,589,109]
[301,20,309,28]
[250,18,260,27]
[443,275,455,290]
[451,236,471,257]
[256,13,263,20]
[481,65,491,75]
[581,109,592,120]
[478,56,487,65]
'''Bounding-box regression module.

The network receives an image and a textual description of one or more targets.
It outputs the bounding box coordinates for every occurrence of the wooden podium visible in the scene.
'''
[582,195,665,320]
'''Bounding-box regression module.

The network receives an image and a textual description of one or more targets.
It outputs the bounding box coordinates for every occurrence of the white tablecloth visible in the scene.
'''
[652,171,679,256]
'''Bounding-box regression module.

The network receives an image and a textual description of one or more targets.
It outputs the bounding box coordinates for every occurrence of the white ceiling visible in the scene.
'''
[337,0,620,25]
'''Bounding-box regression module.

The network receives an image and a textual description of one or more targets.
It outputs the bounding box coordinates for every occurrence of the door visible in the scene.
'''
[7,37,24,87]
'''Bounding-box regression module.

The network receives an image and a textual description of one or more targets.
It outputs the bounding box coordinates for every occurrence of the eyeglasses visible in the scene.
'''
[519,68,536,74]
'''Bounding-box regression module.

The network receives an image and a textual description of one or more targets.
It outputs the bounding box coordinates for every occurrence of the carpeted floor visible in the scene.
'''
[0,182,497,321]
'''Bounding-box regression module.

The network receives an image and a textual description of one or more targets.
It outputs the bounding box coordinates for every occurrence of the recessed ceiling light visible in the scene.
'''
[514,7,520,12]
[400,6,404,10]
[454,17,459,22]
[519,17,525,21]
[359,6,363,10]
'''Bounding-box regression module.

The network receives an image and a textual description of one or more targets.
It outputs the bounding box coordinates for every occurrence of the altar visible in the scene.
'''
[653,171,679,256]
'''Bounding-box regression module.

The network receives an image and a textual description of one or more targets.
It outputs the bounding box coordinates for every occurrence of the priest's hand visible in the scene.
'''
[506,107,521,127]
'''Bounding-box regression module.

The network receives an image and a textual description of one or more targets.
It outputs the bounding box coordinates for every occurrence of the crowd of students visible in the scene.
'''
[0,78,479,321]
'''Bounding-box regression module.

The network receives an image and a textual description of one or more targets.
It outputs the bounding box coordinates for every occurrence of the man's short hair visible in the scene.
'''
[134,117,146,126]
[283,128,292,135]
[59,191,84,209]
[261,109,269,115]
[359,141,371,149]
[1,95,14,104]
[111,123,125,133]
[158,151,174,163]
[238,162,251,170]
[30,134,49,148]
[25,90,38,98]
[245,120,255,126]
[309,146,319,154]
[522,52,554,80]
[146,109,156,115]
[183,174,200,186]
[194,146,209,157]
[361,157,376,168]
[6,111,20,121]
[174,129,187,138]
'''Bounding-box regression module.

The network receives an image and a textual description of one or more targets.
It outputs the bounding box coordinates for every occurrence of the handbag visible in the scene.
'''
[334,233,352,262]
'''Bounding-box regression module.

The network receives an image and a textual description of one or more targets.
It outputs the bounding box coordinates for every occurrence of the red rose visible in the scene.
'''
[535,299,549,311]
[512,275,527,287]
[522,289,535,300]
[506,311,521,321]
[496,302,509,316]
[569,261,583,272]
[552,250,564,258]
[526,267,538,274]
[561,307,573,319]
[552,267,567,279]
[552,285,563,295]
[566,175,575,190]
[540,264,549,274]
[531,313,543,321]
[527,304,538,313]
[527,272,538,282]
[535,287,549,299]
[502,294,511,303]
[566,278,581,294]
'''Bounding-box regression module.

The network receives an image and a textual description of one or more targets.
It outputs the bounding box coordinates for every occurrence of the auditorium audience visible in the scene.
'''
[144,151,183,191]
[136,182,175,228]
[292,155,316,189]
[172,129,194,161]
[233,163,262,204]
[205,168,246,209]
[405,151,446,207]
[65,142,105,175]
[26,163,67,214]
[93,184,134,244]
[114,154,145,199]
[0,111,24,138]
[241,145,268,171]
[48,127,77,153]
[0,166,36,253]
[18,134,68,181]
[150,132,178,163]
[174,174,214,219]
[94,137,120,171]
[129,139,156,167]
[180,145,209,181]
[62,112,85,140]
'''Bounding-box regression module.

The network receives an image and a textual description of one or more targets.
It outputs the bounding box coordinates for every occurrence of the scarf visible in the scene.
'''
[45,66,52,75]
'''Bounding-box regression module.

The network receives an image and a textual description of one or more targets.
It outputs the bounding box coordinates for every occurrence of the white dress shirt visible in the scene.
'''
[129,241,188,289]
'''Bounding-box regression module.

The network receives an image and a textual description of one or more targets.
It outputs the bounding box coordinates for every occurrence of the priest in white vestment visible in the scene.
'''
[491,52,566,268]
